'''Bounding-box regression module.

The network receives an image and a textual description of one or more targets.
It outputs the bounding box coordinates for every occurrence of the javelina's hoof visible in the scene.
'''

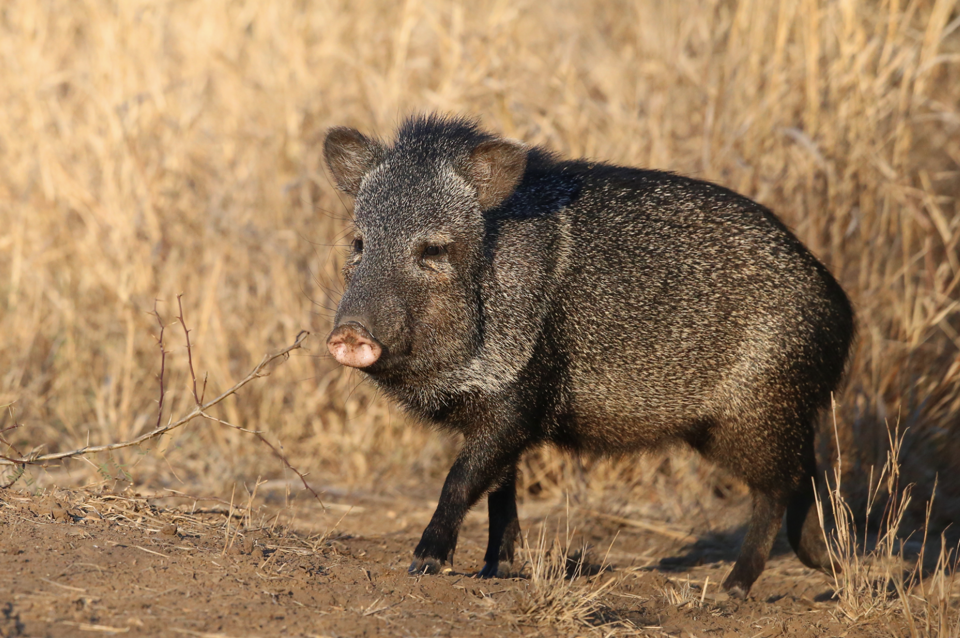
[408,556,443,575]
[722,582,749,600]
[476,561,499,579]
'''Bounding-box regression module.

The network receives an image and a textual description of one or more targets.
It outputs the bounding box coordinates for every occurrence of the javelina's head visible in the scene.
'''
[323,115,527,386]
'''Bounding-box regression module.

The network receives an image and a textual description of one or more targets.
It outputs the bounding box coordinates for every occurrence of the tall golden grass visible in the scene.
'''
[816,411,960,634]
[0,0,958,532]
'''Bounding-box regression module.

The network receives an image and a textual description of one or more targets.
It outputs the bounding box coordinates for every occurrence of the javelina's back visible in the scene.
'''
[322,114,854,599]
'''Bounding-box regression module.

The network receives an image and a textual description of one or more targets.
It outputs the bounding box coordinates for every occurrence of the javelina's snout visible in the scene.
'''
[327,321,382,368]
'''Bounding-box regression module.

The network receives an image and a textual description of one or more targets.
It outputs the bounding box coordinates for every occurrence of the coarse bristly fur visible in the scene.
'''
[322,113,855,598]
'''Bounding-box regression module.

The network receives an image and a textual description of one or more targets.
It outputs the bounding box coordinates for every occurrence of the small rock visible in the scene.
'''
[161,523,178,536]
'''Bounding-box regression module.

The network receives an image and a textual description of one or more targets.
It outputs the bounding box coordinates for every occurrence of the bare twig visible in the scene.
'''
[1,300,321,510]
[0,330,310,468]
[176,294,201,406]
[199,412,326,509]
[152,300,167,432]
[0,403,27,489]
[0,466,25,490]
[252,431,325,509]
[0,421,22,436]
[200,414,263,434]
[172,300,325,510]
[0,403,24,458]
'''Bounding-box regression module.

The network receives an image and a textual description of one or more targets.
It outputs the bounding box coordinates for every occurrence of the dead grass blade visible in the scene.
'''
[816,399,960,634]
[511,517,628,633]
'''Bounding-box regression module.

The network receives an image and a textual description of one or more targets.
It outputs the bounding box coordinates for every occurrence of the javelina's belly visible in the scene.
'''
[559,376,713,454]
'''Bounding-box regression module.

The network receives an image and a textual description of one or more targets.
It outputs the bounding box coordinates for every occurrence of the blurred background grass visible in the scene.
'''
[0,0,958,534]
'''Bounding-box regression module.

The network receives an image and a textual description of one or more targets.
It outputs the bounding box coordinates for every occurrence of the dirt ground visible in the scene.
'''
[0,484,910,638]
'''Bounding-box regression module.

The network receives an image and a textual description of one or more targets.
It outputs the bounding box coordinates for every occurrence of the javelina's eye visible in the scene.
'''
[423,245,445,258]
[352,237,363,253]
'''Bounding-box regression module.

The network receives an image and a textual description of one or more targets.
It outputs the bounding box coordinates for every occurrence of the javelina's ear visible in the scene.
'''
[462,139,528,210]
[323,127,385,196]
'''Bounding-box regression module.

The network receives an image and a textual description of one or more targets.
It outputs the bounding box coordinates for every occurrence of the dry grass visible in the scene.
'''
[0,0,957,552]
[657,576,713,609]
[511,517,626,633]
[895,541,960,638]
[817,406,960,635]
[819,415,916,621]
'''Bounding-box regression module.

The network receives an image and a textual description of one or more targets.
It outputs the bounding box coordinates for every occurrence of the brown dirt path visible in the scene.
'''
[0,488,898,637]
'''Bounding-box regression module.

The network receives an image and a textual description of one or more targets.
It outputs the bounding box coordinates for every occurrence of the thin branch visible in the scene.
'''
[175,299,323,509]
[176,294,201,405]
[200,413,263,434]
[202,413,325,510]
[0,330,310,467]
[0,404,28,488]
[0,421,22,435]
[175,300,323,509]
[0,403,24,458]
[152,300,167,432]
[252,431,325,510]
[0,465,25,490]
[1,300,321,510]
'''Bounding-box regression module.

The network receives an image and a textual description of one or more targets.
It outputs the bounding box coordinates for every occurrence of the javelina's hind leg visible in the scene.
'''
[477,465,520,578]
[722,491,786,598]
[786,471,837,574]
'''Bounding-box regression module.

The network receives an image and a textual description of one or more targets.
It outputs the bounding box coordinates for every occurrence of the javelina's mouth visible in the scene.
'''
[326,322,383,369]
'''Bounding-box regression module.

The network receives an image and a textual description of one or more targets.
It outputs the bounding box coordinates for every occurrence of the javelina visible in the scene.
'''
[323,114,853,597]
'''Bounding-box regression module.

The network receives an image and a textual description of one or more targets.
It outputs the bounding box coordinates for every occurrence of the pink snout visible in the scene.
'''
[327,323,382,368]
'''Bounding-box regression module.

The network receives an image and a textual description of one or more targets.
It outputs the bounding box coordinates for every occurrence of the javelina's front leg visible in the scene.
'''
[409,436,523,576]
[477,465,520,578]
